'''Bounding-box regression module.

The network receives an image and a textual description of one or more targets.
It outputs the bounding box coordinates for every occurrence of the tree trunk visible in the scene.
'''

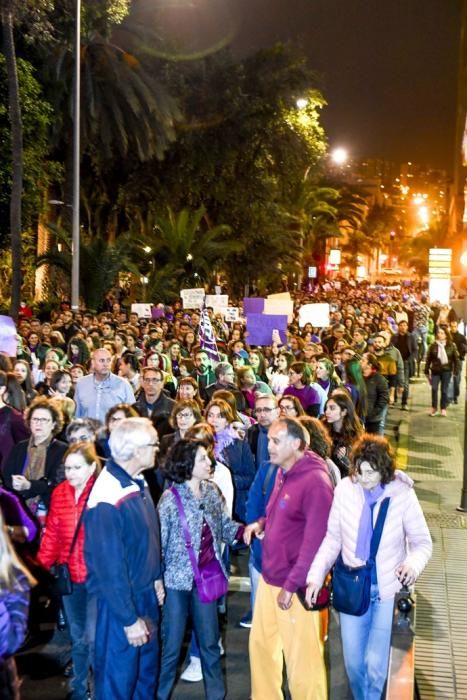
[2,5,23,319]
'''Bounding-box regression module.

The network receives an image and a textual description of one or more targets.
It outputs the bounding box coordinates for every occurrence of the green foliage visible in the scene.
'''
[36,225,140,310]
[0,55,56,249]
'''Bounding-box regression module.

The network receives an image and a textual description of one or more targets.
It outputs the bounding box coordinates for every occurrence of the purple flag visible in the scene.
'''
[198,306,220,363]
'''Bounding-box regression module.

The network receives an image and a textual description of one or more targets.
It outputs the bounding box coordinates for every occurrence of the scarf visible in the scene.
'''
[355,483,385,560]
[214,425,237,462]
[436,340,448,366]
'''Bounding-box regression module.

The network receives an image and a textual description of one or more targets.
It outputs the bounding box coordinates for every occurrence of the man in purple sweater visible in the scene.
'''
[245,417,333,700]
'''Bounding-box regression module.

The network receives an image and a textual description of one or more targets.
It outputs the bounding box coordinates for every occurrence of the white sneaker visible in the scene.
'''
[180,657,203,683]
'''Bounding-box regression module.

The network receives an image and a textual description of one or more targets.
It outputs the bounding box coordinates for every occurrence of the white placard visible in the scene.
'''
[180,288,205,309]
[224,307,239,322]
[131,303,152,318]
[267,292,292,301]
[205,294,229,310]
[263,298,294,322]
[298,303,330,328]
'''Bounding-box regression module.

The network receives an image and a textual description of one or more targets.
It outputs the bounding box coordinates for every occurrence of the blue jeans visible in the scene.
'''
[413,326,428,359]
[249,552,261,610]
[62,583,95,700]
[340,585,394,700]
[158,587,225,700]
[431,371,451,410]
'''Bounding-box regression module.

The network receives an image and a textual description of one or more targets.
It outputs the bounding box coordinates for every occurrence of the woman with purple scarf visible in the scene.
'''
[306,435,432,700]
[205,398,255,522]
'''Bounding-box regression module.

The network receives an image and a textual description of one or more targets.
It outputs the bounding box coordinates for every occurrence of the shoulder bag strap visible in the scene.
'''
[368,497,390,564]
[66,488,92,563]
[261,463,276,497]
[169,487,201,580]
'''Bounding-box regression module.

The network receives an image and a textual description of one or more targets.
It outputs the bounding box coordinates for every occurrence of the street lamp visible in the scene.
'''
[71,0,81,311]
[296,98,309,109]
[331,147,348,166]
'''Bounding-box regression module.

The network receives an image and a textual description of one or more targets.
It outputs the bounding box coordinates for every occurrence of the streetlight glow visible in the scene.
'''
[296,98,309,109]
[331,147,348,165]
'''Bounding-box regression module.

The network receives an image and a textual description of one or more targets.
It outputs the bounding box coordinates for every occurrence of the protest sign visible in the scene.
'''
[224,307,239,322]
[205,294,229,310]
[0,316,17,356]
[181,288,205,309]
[243,298,265,314]
[131,303,152,318]
[246,313,287,345]
[298,303,330,328]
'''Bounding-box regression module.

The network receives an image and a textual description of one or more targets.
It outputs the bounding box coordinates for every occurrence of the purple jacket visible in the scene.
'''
[0,489,38,543]
[260,450,333,592]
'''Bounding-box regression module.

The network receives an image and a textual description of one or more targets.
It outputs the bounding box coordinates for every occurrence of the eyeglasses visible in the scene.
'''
[143,377,162,383]
[177,412,194,419]
[69,434,93,443]
[255,407,276,414]
[280,405,295,412]
[31,417,52,424]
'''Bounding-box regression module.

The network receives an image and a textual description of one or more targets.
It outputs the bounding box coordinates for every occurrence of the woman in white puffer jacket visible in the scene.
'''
[306,434,432,700]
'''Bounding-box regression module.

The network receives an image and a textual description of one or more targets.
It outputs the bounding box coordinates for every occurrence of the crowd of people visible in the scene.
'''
[0,279,453,698]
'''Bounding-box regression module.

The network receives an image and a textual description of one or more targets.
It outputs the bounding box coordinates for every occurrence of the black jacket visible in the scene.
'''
[2,438,68,509]
[134,391,175,439]
[364,373,389,424]
[424,341,460,376]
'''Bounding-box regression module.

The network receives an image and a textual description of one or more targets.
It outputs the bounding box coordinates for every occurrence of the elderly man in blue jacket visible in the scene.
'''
[85,417,164,699]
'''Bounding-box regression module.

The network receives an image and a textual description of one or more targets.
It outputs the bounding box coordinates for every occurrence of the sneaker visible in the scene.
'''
[401,405,409,411]
[180,657,203,683]
[429,410,438,417]
[441,409,447,417]
[239,610,253,628]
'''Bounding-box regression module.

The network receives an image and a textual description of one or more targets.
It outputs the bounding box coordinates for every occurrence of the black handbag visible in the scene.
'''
[50,491,91,598]
[332,497,390,617]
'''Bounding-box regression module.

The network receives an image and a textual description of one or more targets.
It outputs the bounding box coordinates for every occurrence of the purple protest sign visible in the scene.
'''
[0,316,17,356]
[246,314,288,345]
[243,298,264,314]
[151,305,165,319]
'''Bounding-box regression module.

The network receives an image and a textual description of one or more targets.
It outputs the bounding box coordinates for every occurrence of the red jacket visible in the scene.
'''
[38,476,96,584]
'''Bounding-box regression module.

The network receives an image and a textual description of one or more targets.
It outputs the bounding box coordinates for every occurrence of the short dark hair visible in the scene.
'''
[121,352,140,373]
[164,439,205,483]
[349,434,395,485]
[363,352,381,372]
[272,417,307,450]
[26,396,64,436]
[169,399,202,429]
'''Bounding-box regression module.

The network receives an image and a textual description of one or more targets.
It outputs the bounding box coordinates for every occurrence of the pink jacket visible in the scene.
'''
[307,470,432,600]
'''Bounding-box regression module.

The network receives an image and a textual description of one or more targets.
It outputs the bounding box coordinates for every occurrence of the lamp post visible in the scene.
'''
[71,0,81,311]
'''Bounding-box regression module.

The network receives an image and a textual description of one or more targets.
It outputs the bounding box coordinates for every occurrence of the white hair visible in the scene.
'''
[109,417,157,462]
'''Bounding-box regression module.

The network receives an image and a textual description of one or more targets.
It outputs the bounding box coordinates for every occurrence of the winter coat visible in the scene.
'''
[218,438,255,522]
[0,408,30,474]
[38,475,97,584]
[364,372,389,424]
[307,471,432,601]
[2,439,68,509]
[424,341,460,376]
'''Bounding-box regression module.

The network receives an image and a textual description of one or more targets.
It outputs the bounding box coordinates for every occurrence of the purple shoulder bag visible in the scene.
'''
[170,487,228,604]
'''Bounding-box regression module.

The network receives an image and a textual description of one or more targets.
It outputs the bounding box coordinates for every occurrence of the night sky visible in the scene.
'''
[229,0,462,172]
[150,0,462,171]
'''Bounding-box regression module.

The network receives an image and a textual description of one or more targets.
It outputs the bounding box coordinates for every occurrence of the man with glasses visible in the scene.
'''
[247,394,280,471]
[85,417,164,699]
[74,348,135,423]
[205,361,246,411]
[134,367,175,438]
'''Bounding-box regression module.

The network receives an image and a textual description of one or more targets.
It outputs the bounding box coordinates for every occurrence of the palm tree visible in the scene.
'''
[141,206,242,288]
[1,1,23,318]
[36,225,140,310]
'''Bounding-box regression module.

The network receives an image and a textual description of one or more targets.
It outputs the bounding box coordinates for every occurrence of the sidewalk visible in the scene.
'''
[390,376,467,700]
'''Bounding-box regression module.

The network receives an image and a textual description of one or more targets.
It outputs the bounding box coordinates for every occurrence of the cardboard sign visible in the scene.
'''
[243,297,265,314]
[246,313,288,345]
[181,288,205,309]
[205,294,229,310]
[130,303,152,319]
[224,307,240,322]
[263,298,294,322]
[298,303,330,328]
[0,316,18,356]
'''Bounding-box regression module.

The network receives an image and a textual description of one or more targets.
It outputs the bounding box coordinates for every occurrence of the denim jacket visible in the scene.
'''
[158,481,241,591]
